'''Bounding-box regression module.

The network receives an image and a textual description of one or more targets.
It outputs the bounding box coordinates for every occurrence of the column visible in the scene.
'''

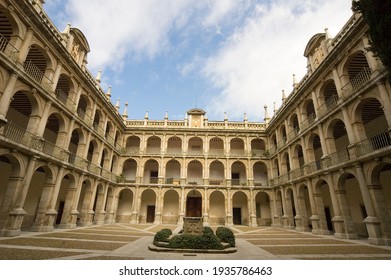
[203,187,209,226]
[44,166,66,230]
[154,187,162,225]
[226,188,233,226]
[0,73,19,121]
[355,164,383,245]
[7,156,38,236]
[16,28,34,65]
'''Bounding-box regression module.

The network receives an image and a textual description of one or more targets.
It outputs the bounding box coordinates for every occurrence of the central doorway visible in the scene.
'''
[186,190,202,217]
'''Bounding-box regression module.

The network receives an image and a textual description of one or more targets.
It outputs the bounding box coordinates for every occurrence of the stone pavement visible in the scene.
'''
[0,224,390,260]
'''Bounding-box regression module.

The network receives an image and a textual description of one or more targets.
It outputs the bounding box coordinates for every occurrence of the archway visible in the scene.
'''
[255,192,271,226]
[209,191,225,225]
[162,190,179,224]
[232,191,248,225]
[140,189,156,223]
[116,188,134,223]
[186,189,202,217]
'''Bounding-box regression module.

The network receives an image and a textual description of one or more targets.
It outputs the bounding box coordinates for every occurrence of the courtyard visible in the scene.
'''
[0,224,390,260]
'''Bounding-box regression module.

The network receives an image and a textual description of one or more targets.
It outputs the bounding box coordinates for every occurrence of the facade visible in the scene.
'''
[0,0,390,246]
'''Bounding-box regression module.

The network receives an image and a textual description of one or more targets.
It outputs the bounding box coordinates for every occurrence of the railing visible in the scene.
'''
[23,60,53,91]
[270,131,391,186]
[0,122,117,182]
[354,131,391,157]
[0,34,19,62]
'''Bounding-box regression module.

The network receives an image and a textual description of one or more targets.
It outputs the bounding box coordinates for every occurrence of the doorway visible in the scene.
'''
[186,197,202,217]
[233,207,242,225]
[147,205,155,223]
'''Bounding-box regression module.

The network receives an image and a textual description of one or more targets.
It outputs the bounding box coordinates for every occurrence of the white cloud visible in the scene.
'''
[202,0,353,121]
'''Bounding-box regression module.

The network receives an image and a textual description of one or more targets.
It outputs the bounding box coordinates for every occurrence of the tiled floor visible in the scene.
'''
[0,224,390,260]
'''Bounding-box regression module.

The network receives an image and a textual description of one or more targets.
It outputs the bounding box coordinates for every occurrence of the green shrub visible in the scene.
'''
[153,228,172,245]
[202,226,214,237]
[169,232,224,250]
[216,226,235,247]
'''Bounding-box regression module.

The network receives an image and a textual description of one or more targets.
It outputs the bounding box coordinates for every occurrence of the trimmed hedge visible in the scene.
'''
[169,232,224,250]
[216,226,235,247]
[153,226,230,250]
[153,228,172,244]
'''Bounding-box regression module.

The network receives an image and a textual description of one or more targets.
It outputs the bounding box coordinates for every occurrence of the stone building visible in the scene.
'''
[0,0,390,246]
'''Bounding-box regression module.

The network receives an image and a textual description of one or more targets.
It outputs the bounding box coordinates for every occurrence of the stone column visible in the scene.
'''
[368,184,391,245]
[130,186,140,224]
[202,187,209,226]
[0,73,19,122]
[178,186,185,225]
[16,28,34,65]
[249,187,257,227]
[226,187,233,226]
[43,166,66,230]
[154,187,162,225]
[355,164,383,245]
[6,156,38,236]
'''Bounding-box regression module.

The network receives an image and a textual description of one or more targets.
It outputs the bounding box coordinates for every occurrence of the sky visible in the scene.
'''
[44,0,354,122]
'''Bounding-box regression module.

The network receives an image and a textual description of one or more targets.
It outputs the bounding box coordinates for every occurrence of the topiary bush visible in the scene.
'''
[168,232,224,250]
[216,226,235,247]
[153,228,172,245]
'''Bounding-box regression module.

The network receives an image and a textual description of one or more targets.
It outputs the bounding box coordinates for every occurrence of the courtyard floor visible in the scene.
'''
[0,224,390,260]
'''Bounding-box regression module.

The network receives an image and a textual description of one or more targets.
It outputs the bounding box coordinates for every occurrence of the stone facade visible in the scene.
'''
[0,1,390,246]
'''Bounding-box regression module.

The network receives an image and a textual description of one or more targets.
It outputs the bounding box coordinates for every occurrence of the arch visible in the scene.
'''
[314,179,334,232]
[253,161,268,186]
[55,73,74,104]
[76,94,90,119]
[116,188,134,223]
[209,160,224,185]
[232,191,248,225]
[289,114,300,134]
[146,135,161,154]
[165,159,181,184]
[125,135,140,153]
[167,136,182,155]
[54,173,76,225]
[354,97,388,140]
[140,189,157,223]
[143,159,159,184]
[43,112,66,147]
[230,137,245,155]
[22,166,54,229]
[187,160,203,185]
[209,137,224,156]
[343,51,371,88]
[255,191,271,226]
[297,184,312,231]
[186,189,202,217]
[308,133,323,169]
[209,190,225,225]
[251,138,266,156]
[303,99,316,122]
[76,179,94,226]
[321,80,339,109]
[162,190,179,224]
[6,91,39,131]
[188,136,203,154]
[0,154,23,220]
[231,161,247,186]
[23,44,53,84]
[293,144,305,169]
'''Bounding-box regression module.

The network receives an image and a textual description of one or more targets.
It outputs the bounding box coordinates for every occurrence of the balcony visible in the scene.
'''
[0,122,116,182]
[0,34,19,62]
[269,131,391,186]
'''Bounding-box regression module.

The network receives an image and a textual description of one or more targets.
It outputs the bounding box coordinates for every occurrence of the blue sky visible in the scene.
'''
[44,0,353,121]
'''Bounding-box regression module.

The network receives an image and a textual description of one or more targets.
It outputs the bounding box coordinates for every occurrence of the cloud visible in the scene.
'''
[201,0,353,121]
